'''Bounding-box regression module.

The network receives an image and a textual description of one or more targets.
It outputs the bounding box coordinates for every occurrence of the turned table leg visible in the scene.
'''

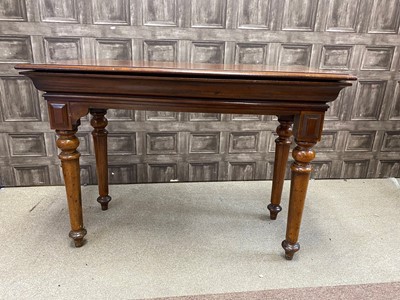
[268,115,293,220]
[282,140,316,260]
[56,128,87,247]
[90,109,111,211]
[281,111,323,260]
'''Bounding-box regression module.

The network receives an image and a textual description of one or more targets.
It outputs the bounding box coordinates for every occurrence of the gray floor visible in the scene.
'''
[0,179,399,300]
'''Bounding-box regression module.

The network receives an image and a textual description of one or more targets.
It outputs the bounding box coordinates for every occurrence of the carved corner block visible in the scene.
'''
[293,111,325,142]
[47,101,89,130]
[48,103,71,130]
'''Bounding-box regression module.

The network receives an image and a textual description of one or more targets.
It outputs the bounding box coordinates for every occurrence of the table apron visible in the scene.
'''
[44,93,329,130]
[23,71,350,102]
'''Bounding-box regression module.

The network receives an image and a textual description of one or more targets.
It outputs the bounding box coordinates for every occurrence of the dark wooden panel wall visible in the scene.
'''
[0,0,399,186]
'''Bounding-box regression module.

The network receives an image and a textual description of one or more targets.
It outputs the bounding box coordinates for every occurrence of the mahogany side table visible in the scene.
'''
[15,61,356,260]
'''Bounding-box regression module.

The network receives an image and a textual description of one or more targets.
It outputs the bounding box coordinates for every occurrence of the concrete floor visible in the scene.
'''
[0,179,399,299]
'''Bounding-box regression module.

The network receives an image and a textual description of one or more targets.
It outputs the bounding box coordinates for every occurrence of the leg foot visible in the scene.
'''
[69,228,87,247]
[97,195,112,211]
[282,240,300,260]
[267,204,282,220]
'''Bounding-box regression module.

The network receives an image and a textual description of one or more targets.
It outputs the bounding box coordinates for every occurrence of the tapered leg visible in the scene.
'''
[90,109,111,211]
[282,140,316,260]
[56,128,87,247]
[268,115,293,220]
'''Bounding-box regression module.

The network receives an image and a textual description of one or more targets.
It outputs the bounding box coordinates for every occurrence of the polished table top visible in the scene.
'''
[16,60,356,81]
